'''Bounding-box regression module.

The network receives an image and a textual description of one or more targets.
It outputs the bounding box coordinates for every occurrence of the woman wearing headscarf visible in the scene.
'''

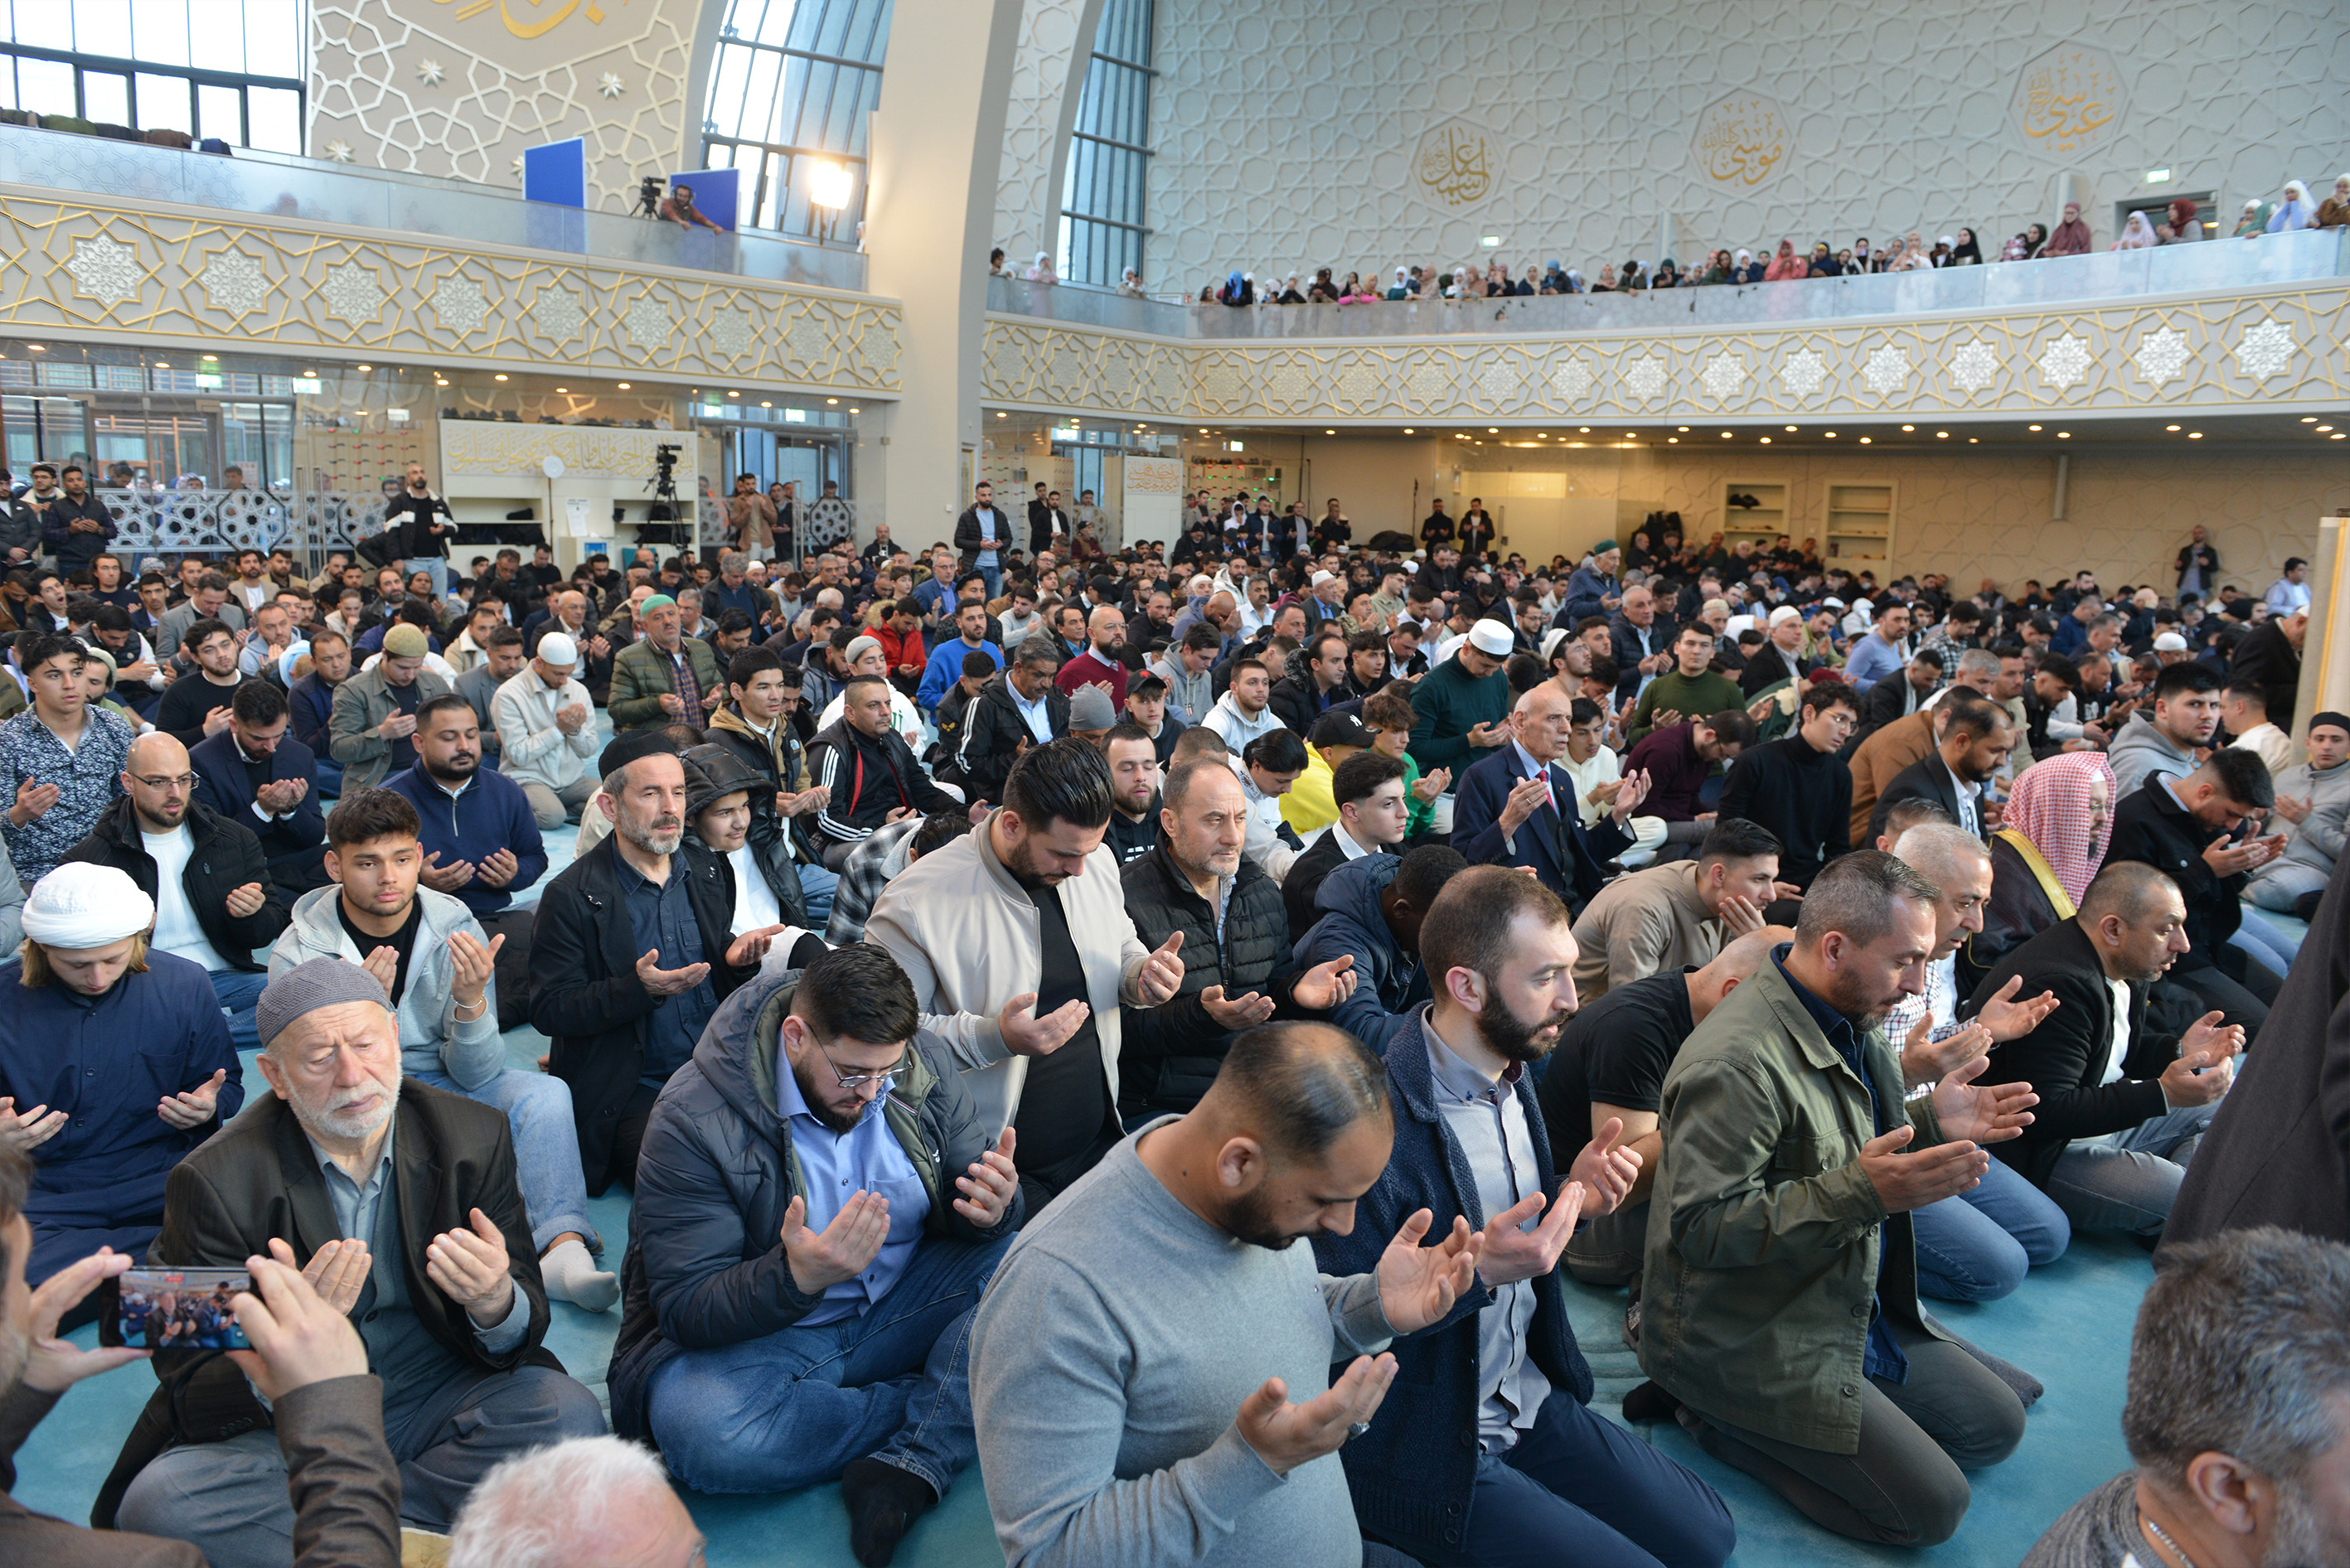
[2158,198,2201,242]
[1700,250,1730,284]
[2231,199,2268,237]
[2043,201,2093,255]
[1851,237,1873,272]
[1957,751,2115,995]
[1517,263,1540,295]
[2112,211,2159,250]
[1590,263,1617,293]
[1117,266,1146,298]
[1219,269,1252,306]
[1384,266,1410,301]
[2022,221,2049,258]
[1876,235,1908,271]
[2319,175,2350,229]
[1949,227,1984,264]
[1306,267,1340,302]
[1026,250,1059,283]
[1762,239,1802,280]
[1729,247,1762,283]
[1929,235,1954,266]
[1805,241,1839,277]
[1274,271,1305,304]
[1562,267,1586,294]
[1651,257,1680,288]
[2265,180,2318,232]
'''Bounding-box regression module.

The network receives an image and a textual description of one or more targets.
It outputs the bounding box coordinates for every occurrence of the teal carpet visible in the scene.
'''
[19,762,2270,1564]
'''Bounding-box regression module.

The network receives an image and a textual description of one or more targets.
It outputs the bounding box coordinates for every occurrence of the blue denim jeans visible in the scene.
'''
[1910,1154,2071,1303]
[411,1067,599,1256]
[2230,919,2300,983]
[405,557,450,598]
[208,968,270,1051]
[797,862,839,932]
[648,1234,1007,1498]
[2046,1101,2219,1236]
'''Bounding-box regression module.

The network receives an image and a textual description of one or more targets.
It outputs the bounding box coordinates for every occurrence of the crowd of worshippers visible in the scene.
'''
[1174,180,2349,306]
[0,471,2342,1568]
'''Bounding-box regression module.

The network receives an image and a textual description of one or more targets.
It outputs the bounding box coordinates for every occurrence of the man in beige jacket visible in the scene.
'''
[865,739,1185,1209]
[1569,818,1786,999]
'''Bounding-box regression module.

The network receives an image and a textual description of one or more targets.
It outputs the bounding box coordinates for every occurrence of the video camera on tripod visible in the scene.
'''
[632,174,665,219]
[641,440,686,540]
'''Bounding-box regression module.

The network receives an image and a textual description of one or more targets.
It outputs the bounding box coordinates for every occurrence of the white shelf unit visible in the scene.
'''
[1824,482,1895,572]
[1720,481,1786,546]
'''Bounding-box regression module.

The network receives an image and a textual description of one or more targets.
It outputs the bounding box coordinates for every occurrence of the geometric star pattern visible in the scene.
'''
[1549,356,1596,403]
[2133,326,2190,389]
[530,286,587,344]
[2234,319,2294,382]
[65,235,143,305]
[1947,340,2000,394]
[1698,351,1747,401]
[1778,346,1828,399]
[623,293,671,351]
[199,251,270,317]
[320,261,385,325]
[1621,354,1667,402]
[2037,333,2093,392]
[1862,343,1911,395]
[432,274,488,336]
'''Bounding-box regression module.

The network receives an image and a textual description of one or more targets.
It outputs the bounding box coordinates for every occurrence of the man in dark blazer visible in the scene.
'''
[1962,860,2244,1238]
[2226,607,2304,733]
[103,958,604,1551]
[2105,748,2283,1034]
[530,745,765,1196]
[189,679,327,897]
[1451,682,1649,914]
[1865,697,2013,844]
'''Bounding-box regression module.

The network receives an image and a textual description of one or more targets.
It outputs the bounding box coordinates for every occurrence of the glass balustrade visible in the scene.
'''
[0,123,867,293]
[990,229,2348,339]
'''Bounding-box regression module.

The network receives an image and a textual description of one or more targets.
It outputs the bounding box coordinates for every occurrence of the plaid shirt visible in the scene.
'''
[0,704,134,884]
[821,815,923,945]
[666,645,702,714]
[1882,951,1960,1061]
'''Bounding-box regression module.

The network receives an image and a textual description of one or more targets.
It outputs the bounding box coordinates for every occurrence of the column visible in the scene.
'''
[863,0,1025,541]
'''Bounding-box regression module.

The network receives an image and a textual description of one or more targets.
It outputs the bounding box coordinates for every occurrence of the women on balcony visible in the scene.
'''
[2265,179,2317,232]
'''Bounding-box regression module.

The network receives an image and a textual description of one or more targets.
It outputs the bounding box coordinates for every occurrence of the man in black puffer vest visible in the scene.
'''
[1117,755,1360,1122]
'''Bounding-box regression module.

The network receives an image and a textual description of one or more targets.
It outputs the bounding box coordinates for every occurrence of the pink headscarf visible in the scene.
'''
[2004,752,2115,907]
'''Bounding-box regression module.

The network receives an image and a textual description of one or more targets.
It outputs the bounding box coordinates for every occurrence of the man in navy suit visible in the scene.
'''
[1451,681,1650,913]
[189,678,328,898]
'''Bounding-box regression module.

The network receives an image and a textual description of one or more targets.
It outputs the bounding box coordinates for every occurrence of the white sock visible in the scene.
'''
[540,1236,619,1313]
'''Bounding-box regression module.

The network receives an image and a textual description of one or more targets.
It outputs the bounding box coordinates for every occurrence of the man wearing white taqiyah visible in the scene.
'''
[0,862,240,1292]
[492,632,601,831]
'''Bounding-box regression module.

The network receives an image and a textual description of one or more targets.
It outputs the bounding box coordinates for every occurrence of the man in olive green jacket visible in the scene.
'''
[608,594,725,733]
[1638,850,2038,1549]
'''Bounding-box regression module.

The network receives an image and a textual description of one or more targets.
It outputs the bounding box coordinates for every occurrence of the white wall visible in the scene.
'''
[1144,0,2350,286]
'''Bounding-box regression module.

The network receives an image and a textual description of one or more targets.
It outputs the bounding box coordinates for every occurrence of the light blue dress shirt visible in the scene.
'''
[778,1057,928,1326]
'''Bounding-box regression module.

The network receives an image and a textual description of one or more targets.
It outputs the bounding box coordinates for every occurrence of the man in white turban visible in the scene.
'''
[0,861,240,1309]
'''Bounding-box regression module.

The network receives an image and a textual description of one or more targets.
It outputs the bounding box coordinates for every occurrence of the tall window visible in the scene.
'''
[0,0,308,154]
[701,0,891,241]
[1058,0,1153,289]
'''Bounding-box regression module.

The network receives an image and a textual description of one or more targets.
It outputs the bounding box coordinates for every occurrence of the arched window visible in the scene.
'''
[0,0,307,152]
[1058,0,1154,288]
[700,0,890,240]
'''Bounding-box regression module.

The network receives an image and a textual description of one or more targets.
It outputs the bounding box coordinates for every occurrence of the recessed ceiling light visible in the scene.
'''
[850,407,860,414]
[1968,437,1978,443]
[1199,428,1209,433]
[356,364,371,371]
[2028,423,2042,432]
[2057,431,2070,438]
[154,361,169,368]
[1759,436,1771,443]
[999,412,1009,419]
[1901,423,1914,432]
[1858,436,1872,444]
[2303,416,2319,423]
[760,400,772,408]
[1785,425,1797,433]
[826,398,838,404]
[1719,431,1732,438]
[617,381,631,389]
[493,373,508,381]
[1325,428,1335,434]
[2319,425,2337,433]
[1824,431,1837,438]
[2335,433,2348,440]
[2188,431,2202,438]
[1403,428,1415,434]
[2166,423,2180,431]
[1668,437,1679,443]
[201,353,217,361]
[1487,426,1499,433]
[1936,431,1948,438]
[555,386,568,393]
[25,344,42,351]
[1579,427,1590,433]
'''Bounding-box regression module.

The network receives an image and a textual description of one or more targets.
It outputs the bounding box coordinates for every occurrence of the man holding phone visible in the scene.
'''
[109,956,607,1560]
[0,1145,402,1565]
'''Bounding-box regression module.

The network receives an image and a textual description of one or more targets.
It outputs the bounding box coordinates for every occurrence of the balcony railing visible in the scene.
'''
[0,123,867,293]
[990,229,2350,339]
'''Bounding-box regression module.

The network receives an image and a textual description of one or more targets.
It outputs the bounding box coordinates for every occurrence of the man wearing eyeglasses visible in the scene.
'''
[609,941,1023,1568]
[60,731,289,1048]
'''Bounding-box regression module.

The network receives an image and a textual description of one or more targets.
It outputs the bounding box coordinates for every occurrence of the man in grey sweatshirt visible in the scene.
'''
[2105,664,2221,800]
[969,1022,1482,1568]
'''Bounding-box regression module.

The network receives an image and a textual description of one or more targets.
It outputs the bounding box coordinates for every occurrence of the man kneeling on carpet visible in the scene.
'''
[107,956,606,1564]
[269,788,617,1311]
[608,941,1023,1568]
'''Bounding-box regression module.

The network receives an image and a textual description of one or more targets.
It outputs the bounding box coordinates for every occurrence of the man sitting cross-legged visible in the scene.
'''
[609,944,1023,1568]
[108,957,606,1563]
[269,788,616,1311]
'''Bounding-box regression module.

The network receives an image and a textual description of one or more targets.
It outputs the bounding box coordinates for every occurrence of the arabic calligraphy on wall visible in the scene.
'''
[2011,43,2128,155]
[1412,119,1495,209]
[1694,94,1790,188]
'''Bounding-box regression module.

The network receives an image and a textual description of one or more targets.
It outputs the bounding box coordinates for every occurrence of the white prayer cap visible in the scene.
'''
[22,864,155,950]
[538,632,580,665]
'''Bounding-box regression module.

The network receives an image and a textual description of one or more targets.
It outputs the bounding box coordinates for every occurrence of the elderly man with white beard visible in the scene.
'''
[109,957,605,1567]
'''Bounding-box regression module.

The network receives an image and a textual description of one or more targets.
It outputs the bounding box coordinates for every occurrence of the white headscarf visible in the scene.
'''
[2115,211,2158,250]
[2268,181,2316,232]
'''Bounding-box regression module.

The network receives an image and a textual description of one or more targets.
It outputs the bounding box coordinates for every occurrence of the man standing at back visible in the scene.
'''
[971,1022,1483,1568]
[954,480,1007,600]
